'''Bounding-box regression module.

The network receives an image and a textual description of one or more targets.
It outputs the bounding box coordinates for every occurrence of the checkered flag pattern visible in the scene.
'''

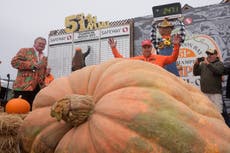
[109,19,133,27]
[49,29,66,36]
[178,20,186,43]
[150,19,186,53]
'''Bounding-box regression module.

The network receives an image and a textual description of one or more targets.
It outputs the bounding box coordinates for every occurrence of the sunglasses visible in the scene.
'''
[142,46,152,49]
[207,53,215,56]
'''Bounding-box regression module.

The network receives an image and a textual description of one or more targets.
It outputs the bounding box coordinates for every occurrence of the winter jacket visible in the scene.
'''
[11,48,47,91]
[111,44,180,67]
[193,59,224,94]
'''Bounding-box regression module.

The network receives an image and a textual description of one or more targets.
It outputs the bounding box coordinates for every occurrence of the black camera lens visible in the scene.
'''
[197,57,204,62]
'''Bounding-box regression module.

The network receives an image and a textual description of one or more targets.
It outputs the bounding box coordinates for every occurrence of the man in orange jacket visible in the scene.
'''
[108,34,181,68]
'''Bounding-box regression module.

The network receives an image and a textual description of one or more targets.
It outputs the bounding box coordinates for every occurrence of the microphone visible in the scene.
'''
[7,74,10,79]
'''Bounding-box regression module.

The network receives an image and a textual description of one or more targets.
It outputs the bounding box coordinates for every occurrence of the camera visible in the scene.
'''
[197,57,205,62]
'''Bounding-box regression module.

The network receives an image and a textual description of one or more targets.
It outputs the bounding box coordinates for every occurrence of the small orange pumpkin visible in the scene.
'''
[6,95,30,114]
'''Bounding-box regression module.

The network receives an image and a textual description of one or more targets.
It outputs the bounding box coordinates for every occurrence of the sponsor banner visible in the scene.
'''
[64,13,109,33]
[49,34,73,45]
[100,25,130,38]
[178,34,221,86]
[74,30,100,42]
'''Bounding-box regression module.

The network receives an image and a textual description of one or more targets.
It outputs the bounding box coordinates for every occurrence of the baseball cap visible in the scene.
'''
[141,39,152,47]
[205,49,217,54]
[75,48,82,51]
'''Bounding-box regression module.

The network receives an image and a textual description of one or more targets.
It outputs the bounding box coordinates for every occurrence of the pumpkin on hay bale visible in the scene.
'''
[5,95,30,114]
[19,59,230,153]
[0,113,24,153]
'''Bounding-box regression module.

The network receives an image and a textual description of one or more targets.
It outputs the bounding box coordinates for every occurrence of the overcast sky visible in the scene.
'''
[0,0,221,80]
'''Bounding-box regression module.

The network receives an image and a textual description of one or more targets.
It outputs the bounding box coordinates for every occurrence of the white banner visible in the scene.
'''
[48,24,132,78]
[100,25,130,38]
[49,34,73,45]
[74,30,100,42]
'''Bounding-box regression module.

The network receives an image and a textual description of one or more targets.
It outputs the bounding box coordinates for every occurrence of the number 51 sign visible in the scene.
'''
[64,13,110,33]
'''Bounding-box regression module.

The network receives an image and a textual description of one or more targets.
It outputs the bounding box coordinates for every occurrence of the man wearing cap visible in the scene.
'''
[193,49,224,114]
[108,34,181,67]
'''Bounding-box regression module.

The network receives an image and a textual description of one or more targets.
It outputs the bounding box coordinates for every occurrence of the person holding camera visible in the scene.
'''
[193,49,224,114]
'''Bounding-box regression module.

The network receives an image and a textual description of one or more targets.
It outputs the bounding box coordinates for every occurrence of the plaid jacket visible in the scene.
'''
[11,48,47,91]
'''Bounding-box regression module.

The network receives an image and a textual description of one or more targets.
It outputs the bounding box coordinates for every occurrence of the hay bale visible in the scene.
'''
[0,113,25,153]
[0,113,23,136]
[0,135,19,150]
[0,106,4,112]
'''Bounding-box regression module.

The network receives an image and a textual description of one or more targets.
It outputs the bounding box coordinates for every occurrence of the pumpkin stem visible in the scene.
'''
[50,94,94,127]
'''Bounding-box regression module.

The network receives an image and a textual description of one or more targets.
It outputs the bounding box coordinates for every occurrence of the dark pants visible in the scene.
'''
[13,85,40,111]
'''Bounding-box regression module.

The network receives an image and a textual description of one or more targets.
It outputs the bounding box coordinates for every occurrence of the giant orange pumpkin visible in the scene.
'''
[19,59,230,153]
[6,95,30,114]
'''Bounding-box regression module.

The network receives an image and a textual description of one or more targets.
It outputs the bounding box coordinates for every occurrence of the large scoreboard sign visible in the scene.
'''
[152,3,182,21]
[48,16,132,78]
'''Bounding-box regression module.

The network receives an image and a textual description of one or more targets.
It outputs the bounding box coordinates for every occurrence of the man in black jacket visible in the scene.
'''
[224,58,230,98]
[72,46,90,71]
[222,59,230,127]
[193,49,224,113]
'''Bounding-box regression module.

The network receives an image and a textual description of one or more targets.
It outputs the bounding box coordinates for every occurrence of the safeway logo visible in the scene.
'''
[122,27,129,33]
[67,35,72,40]
[49,34,73,45]
[100,25,130,38]
[184,17,193,25]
